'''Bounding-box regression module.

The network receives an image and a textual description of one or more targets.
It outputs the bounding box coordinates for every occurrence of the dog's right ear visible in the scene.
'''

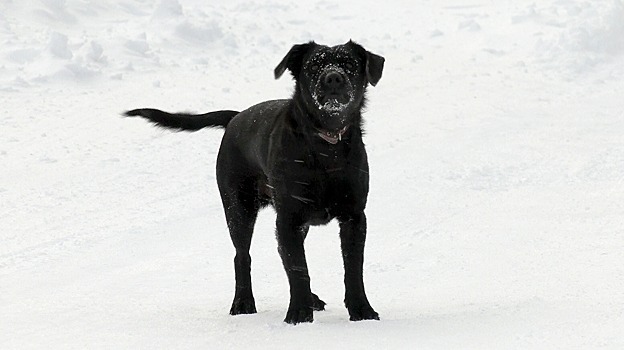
[274,42,315,80]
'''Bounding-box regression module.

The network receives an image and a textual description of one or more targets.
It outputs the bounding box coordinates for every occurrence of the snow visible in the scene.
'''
[1,0,623,348]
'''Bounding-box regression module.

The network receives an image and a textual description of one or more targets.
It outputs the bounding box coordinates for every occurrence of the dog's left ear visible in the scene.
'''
[274,42,316,80]
[365,51,385,87]
[346,40,385,86]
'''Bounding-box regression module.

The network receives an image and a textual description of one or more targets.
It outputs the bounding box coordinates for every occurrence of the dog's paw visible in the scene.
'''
[230,297,257,315]
[347,303,380,321]
[311,293,326,311]
[284,306,314,324]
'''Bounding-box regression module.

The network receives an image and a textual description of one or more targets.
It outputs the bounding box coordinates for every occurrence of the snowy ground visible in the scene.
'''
[1,0,624,349]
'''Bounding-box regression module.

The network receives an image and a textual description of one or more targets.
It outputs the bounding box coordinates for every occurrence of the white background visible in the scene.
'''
[1,0,623,348]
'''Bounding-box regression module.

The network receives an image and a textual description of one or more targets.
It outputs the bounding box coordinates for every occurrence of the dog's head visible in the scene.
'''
[275,41,384,131]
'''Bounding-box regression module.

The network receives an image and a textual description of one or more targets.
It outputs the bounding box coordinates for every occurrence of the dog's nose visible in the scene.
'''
[323,72,344,89]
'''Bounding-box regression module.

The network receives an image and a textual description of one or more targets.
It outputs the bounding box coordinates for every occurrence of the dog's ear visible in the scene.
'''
[347,40,385,87]
[365,51,385,87]
[274,42,315,80]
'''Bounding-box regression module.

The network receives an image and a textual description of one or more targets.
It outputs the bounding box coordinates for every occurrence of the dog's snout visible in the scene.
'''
[323,72,344,89]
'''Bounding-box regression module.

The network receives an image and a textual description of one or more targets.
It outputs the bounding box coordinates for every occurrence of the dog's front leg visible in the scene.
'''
[276,214,314,324]
[339,212,380,321]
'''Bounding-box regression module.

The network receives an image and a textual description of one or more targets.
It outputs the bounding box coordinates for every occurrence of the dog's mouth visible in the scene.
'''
[317,93,352,112]
[312,92,353,115]
[311,68,355,115]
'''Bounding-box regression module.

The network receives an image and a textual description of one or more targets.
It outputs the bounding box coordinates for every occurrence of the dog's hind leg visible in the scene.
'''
[311,292,326,311]
[219,177,260,315]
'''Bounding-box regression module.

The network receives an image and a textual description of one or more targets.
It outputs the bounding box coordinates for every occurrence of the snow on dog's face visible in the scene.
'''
[274,41,384,131]
[305,47,358,116]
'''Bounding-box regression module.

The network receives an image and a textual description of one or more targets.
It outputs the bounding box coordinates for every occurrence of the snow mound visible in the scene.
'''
[0,0,236,87]
[532,0,624,72]
[563,1,624,55]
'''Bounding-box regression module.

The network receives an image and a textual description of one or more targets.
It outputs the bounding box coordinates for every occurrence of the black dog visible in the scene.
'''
[125,41,384,324]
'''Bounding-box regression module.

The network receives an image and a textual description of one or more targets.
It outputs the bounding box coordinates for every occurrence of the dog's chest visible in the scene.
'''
[276,146,355,204]
[292,144,350,181]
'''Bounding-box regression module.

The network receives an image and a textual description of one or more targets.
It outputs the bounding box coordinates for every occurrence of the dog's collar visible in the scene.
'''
[316,126,349,144]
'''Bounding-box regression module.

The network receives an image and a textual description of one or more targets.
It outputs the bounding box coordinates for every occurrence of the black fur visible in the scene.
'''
[125,41,384,324]
[124,108,239,130]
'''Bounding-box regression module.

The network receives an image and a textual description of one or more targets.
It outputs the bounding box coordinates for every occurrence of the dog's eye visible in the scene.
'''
[345,62,354,70]
[310,64,319,72]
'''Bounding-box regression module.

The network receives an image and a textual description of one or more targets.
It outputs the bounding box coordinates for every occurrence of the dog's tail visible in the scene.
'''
[124,108,239,131]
